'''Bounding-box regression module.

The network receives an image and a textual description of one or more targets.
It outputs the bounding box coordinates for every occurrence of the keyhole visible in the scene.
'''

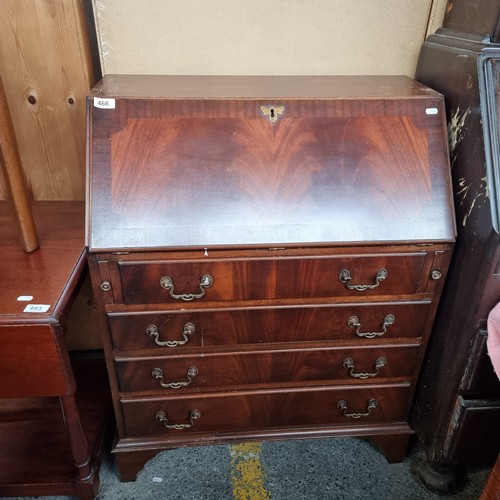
[260,104,284,123]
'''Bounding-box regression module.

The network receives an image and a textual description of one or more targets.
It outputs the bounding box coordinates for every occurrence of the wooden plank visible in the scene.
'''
[0,0,95,201]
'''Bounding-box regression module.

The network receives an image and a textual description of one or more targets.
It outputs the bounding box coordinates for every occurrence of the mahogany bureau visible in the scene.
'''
[86,75,456,481]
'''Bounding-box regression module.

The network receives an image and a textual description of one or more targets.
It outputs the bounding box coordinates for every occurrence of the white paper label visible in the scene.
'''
[17,295,33,301]
[426,107,439,115]
[94,97,116,109]
[24,304,50,313]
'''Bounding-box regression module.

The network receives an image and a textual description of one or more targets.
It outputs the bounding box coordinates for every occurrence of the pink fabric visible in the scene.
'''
[487,301,500,381]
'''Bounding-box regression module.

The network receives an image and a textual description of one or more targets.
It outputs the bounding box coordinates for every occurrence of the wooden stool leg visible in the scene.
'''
[0,76,38,252]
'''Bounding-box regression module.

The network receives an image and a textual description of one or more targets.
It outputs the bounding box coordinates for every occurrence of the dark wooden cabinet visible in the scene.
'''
[86,75,455,481]
[410,26,500,492]
[442,0,500,43]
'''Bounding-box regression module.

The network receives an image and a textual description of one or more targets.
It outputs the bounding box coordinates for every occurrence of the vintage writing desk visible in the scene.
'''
[0,201,111,499]
[86,75,456,481]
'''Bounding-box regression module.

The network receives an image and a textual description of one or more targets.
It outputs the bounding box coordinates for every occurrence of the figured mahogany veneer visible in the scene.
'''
[117,251,430,304]
[87,75,455,251]
[86,75,455,481]
[107,301,430,350]
[121,384,412,437]
[115,344,419,392]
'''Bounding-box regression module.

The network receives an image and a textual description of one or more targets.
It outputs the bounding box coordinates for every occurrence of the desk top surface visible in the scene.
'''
[89,74,440,100]
[0,201,85,324]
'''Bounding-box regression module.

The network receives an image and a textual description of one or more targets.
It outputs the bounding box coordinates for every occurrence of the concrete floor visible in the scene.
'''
[9,436,490,499]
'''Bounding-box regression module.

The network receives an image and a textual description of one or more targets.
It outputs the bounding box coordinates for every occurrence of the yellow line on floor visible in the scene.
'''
[229,442,270,500]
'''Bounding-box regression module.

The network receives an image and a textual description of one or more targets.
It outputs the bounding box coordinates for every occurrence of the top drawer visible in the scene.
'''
[114,252,432,305]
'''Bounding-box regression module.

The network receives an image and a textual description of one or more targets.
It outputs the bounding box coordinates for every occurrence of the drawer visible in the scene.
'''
[447,397,500,465]
[107,302,430,351]
[117,253,429,304]
[0,325,70,398]
[121,383,411,437]
[461,328,500,399]
[115,344,419,392]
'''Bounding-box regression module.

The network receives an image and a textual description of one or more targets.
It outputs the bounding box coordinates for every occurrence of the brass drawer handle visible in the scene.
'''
[156,410,201,430]
[339,268,388,291]
[160,274,213,301]
[347,314,395,338]
[337,399,378,419]
[343,357,386,379]
[146,322,196,347]
[152,366,199,389]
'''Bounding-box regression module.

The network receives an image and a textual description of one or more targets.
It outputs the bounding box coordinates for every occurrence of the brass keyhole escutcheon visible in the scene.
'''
[260,105,284,123]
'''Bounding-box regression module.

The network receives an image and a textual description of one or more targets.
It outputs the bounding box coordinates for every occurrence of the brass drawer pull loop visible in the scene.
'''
[343,357,386,379]
[152,366,199,389]
[337,399,378,419]
[160,274,213,301]
[348,314,395,338]
[339,268,388,291]
[146,322,196,347]
[156,410,201,430]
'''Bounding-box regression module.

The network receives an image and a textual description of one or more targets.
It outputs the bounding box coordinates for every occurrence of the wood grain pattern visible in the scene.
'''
[107,302,430,351]
[109,115,431,233]
[0,76,39,251]
[0,201,85,318]
[121,384,410,436]
[0,0,94,201]
[87,76,455,250]
[117,252,429,304]
[86,75,455,481]
[115,344,418,392]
